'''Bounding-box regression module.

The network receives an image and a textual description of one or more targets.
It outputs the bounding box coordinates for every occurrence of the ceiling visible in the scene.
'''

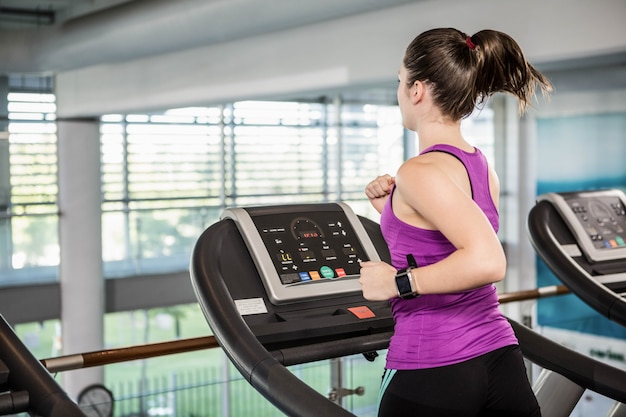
[1,0,625,97]
[0,0,423,74]
[0,0,420,32]
[0,0,132,29]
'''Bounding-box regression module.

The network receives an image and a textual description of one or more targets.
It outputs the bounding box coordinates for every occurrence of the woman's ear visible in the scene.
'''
[411,80,425,104]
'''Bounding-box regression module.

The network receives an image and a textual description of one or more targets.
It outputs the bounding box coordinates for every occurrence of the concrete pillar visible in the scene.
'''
[56,117,104,399]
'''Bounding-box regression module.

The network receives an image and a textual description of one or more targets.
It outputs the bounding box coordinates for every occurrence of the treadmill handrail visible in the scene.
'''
[508,319,626,403]
[268,319,626,404]
[527,200,626,326]
[0,315,87,417]
[190,219,355,417]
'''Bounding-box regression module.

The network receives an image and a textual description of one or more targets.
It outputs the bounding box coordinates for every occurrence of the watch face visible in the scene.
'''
[77,384,114,417]
[395,269,417,299]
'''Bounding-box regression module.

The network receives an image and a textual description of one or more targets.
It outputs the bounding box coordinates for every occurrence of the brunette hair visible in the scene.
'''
[403,28,552,120]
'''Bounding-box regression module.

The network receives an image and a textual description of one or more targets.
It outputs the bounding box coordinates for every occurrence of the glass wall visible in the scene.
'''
[0,90,58,286]
[99,99,405,278]
[1,89,495,286]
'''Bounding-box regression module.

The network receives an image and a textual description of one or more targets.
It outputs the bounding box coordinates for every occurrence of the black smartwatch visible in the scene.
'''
[395,253,420,299]
[395,267,418,299]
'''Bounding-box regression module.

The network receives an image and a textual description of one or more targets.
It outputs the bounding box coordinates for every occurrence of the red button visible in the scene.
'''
[348,306,375,319]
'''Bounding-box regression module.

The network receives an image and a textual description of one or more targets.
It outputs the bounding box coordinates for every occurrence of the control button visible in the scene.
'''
[335,268,346,277]
[347,306,375,319]
[299,272,312,281]
[280,273,301,284]
[309,271,321,280]
[320,266,334,278]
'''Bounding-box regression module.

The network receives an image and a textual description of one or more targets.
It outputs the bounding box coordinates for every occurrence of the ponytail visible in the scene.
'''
[469,30,552,114]
[403,28,552,120]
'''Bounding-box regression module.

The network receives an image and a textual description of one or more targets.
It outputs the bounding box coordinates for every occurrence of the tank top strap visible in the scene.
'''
[420,144,499,231]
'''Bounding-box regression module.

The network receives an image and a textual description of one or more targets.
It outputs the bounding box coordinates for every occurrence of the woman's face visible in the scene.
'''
[396,65,413,130]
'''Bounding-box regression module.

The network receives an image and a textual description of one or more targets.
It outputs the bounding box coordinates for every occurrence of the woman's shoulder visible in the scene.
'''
[396,155,452,194]
[399,152,457,180]
[397,151,474,204]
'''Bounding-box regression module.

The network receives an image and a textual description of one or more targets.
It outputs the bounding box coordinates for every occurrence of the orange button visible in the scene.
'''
[347,306,375,319]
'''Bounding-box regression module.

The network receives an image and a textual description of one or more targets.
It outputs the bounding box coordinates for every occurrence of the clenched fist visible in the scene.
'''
[365,174,395,214]
[359,260,398,301]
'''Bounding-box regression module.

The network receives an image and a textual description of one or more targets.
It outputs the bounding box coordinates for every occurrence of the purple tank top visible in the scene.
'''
[380,144,517,370]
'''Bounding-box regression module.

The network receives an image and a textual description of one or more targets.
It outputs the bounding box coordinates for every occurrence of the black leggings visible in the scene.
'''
[378,345,541,417]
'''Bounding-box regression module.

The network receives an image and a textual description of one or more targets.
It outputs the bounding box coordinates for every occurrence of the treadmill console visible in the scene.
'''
[539,190,626,263]
[222,203,380,304]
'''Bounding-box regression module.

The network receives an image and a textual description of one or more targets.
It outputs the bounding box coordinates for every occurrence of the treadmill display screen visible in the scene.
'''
[540,190,626,263]
[565,196,626,251]
[222,203,380,304]
[252,212,366,285]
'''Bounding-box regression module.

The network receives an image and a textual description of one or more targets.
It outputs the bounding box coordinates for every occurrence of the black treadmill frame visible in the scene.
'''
[191,213,626,416]
[528,193,626,327]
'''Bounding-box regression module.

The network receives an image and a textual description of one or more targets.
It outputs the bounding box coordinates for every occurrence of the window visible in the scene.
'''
[100,98,405,277]
[100,110,225,276]
[0,91,493,286]
[462,106,495,165]
[0,85,58,285]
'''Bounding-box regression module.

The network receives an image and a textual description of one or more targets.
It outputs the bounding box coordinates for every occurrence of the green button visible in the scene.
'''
[320,266,334,278]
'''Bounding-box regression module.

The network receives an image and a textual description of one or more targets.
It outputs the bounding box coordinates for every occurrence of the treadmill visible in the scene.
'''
[528,189,626,327]
[190,202,626,417]
[527,189,626,416]
[0,315,87,416]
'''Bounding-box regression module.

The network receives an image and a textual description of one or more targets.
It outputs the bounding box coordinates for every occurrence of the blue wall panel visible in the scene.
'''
[536,112,626,338]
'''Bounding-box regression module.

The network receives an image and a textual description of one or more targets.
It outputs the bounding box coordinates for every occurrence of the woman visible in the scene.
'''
[359,28,552,417]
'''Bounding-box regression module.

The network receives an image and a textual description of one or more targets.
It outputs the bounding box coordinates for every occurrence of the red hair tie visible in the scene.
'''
[466,36,477,50]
